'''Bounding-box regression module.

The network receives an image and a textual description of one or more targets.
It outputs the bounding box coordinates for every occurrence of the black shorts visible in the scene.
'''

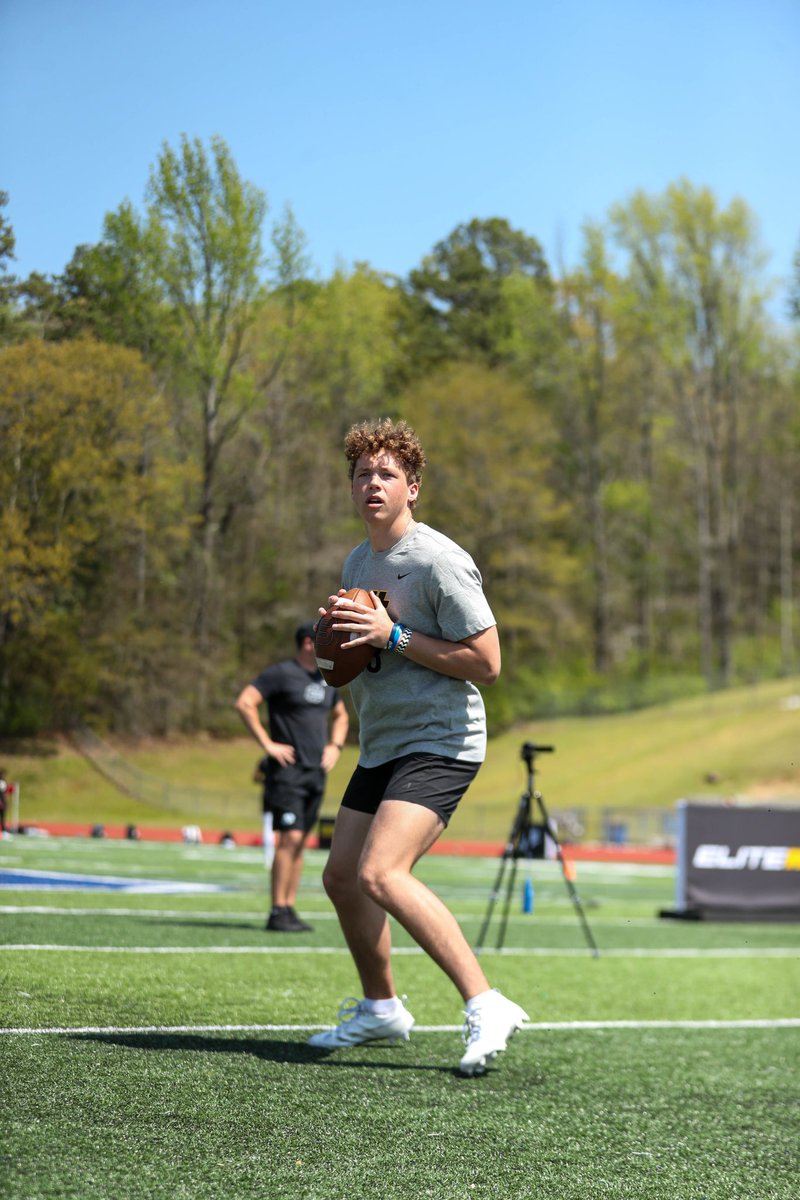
[264,765,325,834]
[340,753,481,827]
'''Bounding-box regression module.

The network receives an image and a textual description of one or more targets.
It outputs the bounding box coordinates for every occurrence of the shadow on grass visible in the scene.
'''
[70,1031,460,1074]
[143,918,268,933]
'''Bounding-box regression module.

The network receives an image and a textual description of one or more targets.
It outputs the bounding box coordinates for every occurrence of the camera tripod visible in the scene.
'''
[475,742,599,957]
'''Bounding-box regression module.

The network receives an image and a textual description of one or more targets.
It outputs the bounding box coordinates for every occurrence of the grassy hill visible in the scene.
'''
[3,676,799,842]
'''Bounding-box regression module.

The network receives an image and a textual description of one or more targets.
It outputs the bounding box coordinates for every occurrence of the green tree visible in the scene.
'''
[221,263,407,672]
[611,180,771,685]
[61,137,269,715]
[0,191,19,343]
[400,361,578,669]
[790,240,800,322]
[57,203,176,359]
[54,150,326,707]
[406,217,552,366]
[0,338,195,731]
[143,136,266,661]
[559,223,620,673]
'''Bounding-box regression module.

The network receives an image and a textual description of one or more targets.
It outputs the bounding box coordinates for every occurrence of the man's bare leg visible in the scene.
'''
[271,829,306,907]
[321,808,396,999]
[356,800,490,1001]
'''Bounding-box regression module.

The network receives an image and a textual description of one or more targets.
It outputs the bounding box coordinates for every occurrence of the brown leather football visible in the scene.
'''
[314,588,379,687]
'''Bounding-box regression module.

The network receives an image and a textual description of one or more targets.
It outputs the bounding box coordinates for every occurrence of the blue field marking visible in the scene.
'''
[0,869,232,894]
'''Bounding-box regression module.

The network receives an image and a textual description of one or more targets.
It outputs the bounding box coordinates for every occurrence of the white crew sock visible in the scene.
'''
[363,996,401,1015]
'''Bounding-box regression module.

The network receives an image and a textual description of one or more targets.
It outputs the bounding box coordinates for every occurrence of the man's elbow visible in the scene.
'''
[464,629,501,686]
[476,655,501,686]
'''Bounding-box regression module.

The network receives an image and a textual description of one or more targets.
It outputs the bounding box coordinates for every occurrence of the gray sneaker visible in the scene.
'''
[459,990,529,1076]
[308,997,415,1048]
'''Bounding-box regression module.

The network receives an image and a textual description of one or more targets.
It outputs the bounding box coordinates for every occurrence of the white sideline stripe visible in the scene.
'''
[0,906,340,920]
[2,1018,799,1037]
[1,944,798,958]
[0,906,730,927]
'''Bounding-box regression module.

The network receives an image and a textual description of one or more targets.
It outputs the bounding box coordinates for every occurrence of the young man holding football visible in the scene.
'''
[308,417,528,1075]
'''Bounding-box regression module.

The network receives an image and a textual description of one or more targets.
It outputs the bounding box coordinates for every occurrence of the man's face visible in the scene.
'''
[351,451,418,529]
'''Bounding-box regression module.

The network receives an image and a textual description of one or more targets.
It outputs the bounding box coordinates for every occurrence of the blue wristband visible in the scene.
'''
[386,623,402,652]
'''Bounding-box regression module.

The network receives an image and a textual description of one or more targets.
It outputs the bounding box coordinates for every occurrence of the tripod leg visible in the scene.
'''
[557,843,600,958]
[537,792,600,958]
[495,798,534,949]
[475,795,528,955]
[475,851,510,955]
[495,848,521,950]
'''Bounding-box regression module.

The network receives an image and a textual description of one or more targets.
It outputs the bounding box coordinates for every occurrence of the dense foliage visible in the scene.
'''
[1,144,798,734]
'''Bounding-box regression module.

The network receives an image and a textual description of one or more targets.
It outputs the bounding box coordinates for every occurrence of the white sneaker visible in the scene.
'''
[308,997,415,1048]
[459,990,529,1076]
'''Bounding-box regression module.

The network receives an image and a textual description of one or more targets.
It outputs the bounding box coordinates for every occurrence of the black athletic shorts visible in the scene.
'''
[340,753,481,827]
[264,764,325,834]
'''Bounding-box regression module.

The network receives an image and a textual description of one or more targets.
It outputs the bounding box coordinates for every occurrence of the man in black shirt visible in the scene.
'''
[235,622,349,932]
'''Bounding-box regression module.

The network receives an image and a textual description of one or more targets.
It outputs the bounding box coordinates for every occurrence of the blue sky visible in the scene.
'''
[3,0,799,318]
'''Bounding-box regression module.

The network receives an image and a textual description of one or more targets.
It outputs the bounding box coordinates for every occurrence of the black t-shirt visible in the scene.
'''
[251,659,341,768]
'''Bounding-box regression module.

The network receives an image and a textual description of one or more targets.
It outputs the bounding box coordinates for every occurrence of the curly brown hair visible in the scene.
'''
[344,419,427,502]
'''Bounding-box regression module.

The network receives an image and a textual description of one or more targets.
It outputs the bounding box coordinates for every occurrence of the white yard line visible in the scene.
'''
[3,906,799,933]
[1,943,797,957]
[2,1018,799,1037]
[0,905,338,919]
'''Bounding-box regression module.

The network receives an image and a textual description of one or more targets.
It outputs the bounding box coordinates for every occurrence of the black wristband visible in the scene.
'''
[395,626,412,655]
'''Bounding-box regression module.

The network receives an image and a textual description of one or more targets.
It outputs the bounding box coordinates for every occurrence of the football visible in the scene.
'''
[314,588,379,687]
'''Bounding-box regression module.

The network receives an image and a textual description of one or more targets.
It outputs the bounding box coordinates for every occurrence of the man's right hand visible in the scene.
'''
[265,742,296,768]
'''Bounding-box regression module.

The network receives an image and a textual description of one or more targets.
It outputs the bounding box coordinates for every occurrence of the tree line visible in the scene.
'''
[1,135,799,736]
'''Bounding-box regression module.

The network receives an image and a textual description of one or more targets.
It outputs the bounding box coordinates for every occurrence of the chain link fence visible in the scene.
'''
[437,801,680,847]
[71,722,687,845]
[69,723,253,821]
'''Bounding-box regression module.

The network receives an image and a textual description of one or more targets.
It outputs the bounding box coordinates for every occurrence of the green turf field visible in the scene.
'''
[1,834,798,1199]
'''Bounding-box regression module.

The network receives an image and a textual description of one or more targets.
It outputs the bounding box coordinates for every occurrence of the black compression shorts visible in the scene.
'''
[340,753,481,827]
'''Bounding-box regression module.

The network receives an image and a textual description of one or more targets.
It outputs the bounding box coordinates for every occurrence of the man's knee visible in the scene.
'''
[277,828,305,855]
[321,856,348,899]
[357,860,397,907]
[322,853,366,902]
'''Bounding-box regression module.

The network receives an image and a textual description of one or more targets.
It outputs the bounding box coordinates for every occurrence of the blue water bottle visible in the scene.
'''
[522,877,534,913]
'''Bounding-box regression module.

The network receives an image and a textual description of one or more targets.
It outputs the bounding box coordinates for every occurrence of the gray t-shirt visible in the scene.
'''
[342,521,496,766]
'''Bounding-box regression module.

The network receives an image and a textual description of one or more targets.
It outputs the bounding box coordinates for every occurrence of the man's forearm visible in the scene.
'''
[400,626,501,686]
[235,693,271,753]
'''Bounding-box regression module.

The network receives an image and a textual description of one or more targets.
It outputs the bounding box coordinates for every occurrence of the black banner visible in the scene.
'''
[669,802,800,921]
